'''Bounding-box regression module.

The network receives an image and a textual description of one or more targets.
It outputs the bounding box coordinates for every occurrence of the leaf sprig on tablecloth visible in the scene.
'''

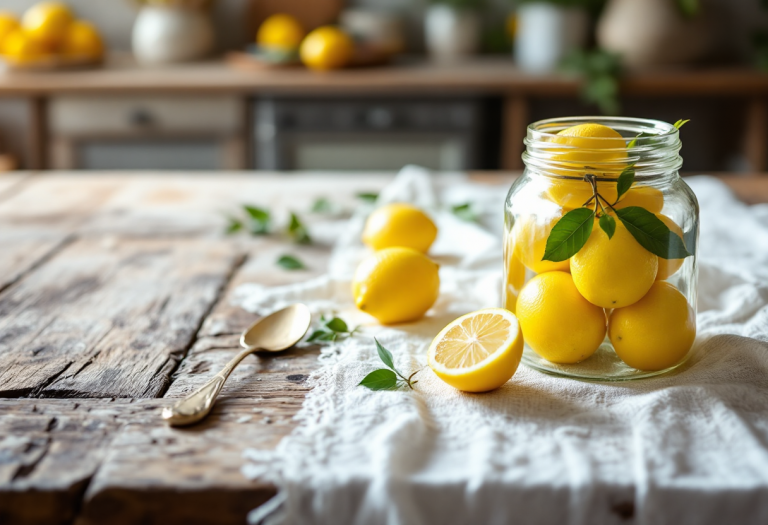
[359,339,420,391]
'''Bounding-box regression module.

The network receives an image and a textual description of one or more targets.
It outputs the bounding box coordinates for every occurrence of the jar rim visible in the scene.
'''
[526,116,678,143]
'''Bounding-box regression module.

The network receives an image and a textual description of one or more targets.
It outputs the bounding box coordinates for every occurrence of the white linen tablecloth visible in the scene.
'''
[237,167,768,525]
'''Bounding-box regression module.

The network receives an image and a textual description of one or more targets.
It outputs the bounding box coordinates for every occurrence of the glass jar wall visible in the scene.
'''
[504,117,699,380]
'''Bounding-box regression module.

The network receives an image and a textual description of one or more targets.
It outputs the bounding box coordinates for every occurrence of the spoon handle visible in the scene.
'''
[162,346,257,426]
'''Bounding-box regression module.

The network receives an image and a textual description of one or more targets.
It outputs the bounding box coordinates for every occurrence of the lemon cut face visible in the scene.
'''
[428,308,524,392]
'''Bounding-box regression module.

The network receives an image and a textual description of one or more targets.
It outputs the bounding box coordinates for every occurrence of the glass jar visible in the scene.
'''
[504,116,699,380]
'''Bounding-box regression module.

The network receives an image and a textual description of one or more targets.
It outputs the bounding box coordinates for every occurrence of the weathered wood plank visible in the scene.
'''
[0,228,70,294]
[0,236,243,398]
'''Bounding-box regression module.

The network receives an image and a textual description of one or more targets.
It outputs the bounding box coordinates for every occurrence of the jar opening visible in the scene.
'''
[522,116,683,180]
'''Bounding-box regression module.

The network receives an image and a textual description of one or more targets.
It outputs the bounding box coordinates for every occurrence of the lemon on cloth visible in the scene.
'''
[257,13,305,51]
[22,2,73,49]
[2,29,45,63]
[428,308,524,392]
[352,246,440,325]
[655,214,686,280]
[608,281,695,371]
[362,203,438,253]
[571,220,658,309]
[546,123,627,209]
[511,213,570,274]
[0,12,19,44]
[61,20,102,59]
[516,271,606,364]
[300,26,353,71]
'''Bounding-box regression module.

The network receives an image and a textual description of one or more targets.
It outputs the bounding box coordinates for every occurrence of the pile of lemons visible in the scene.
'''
[0,2,103,65]
[256,13,353,71]
[510,123,695,372]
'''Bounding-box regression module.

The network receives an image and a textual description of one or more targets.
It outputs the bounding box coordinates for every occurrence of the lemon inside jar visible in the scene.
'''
[504,117,699,380]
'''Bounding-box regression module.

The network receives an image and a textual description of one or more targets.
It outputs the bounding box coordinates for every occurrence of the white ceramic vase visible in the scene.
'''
[514,3,588,72]
[132,5,215,65]
[424,5,480,61]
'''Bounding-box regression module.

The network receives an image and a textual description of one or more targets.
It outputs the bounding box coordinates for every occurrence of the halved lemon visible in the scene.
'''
[427,308,524,392]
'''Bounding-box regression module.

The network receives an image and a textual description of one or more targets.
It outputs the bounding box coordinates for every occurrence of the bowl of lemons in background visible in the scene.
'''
[0,2,104,70]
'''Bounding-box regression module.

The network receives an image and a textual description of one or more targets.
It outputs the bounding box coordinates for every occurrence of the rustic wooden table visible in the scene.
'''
[1,171,766,525]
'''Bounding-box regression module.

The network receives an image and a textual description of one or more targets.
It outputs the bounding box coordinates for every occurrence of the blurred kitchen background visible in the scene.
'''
[0,0,767,173]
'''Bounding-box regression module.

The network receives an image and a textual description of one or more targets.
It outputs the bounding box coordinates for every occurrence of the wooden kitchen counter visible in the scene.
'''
[0,171,766,525]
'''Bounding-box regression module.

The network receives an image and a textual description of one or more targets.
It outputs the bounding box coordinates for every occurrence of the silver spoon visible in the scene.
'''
[162,303,312,426]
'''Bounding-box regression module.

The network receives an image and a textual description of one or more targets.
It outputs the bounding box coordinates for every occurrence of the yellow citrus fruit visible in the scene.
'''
[511,213,570,274]
[1,29,45,62]
[61,20,102,59]
[571,220,658,308]
[300,26,353,71]
[428,308,524,392]
[0,12,20,44]
[516,271,606,364]
[362,203,437,253]
[256,13,305,51]
[503,248,526,314]
[608,281,695,371]
[655,214,686,280]
[615,185,664,213]
[352,247,439,325]
[22,2,73,49]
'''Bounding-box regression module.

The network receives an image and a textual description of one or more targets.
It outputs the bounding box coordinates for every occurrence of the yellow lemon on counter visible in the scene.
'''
[300,26,354,71]
[516,271,606,364]
[511,213,571,274]
[608,281,695,371]
[615,185,664,214]
[22,2,73,49]
[61,20,102,59]
[362,203,438,253]
[428,308,524,392]
[571,220,658,309]
[1,29,45,63]
[655,214,687,280]
[352,247,440,325]
[0,12,19,45]
[257,13,305,51]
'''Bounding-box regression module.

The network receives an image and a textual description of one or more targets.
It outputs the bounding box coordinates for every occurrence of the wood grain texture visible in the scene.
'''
[0,236,243,398]
[0,228,70,294]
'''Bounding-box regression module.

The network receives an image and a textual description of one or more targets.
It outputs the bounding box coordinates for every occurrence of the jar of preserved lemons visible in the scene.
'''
[504,117,699,380]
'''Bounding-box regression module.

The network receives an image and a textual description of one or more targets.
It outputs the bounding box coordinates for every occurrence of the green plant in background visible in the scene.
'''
[430,0,484,9]
[560,48,623,115]
[753,0,768,71]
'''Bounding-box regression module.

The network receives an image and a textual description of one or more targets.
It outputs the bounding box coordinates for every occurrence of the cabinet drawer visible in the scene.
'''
[50,96,243,135]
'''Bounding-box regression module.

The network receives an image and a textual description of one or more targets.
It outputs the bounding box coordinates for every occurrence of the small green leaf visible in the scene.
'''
[615,207,692,259]
[451,203,479,223]
[542,208,596,262]
[616,164,635,201]
[359,369,398,391]
[683,227,697,257]
[374,338,396,371]
[311,198,333,213]
[276,254,306,270]
[627,132,649,149]
[356,192,379,203]
[287,212,312,245]
[599,214,616,239]
[325,317,349,333]
[673,119,690,130]
[306,330,331,342]
[244,205,271,235]
[225,217,243,235]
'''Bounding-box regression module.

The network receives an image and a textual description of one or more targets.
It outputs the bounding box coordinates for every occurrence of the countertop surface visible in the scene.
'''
[0,171,766,525]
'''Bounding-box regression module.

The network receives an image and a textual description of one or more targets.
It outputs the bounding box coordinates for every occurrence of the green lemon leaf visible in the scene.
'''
[542,208,596,262]
[307,330,334,343]
[615,207,692,259]
[683,227,698,257]
[359,369,398,391]
[599,214,616,239]
[616,164,635,201]
[356,192,379,203]
[451,203,479,223]
[627,132,649,149]
[311,197,333,213]
[325,317,349,333]
[375,338,396,371]
[225,217,243,235]
[673,118,690,130]
[287,212,312,245]
[276,254,306,270]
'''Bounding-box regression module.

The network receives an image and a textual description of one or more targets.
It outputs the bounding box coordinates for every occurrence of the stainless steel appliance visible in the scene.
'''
[254,97,487,171]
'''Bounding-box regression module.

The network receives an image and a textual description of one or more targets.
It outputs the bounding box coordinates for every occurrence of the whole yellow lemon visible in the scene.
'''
[655,214,686,280]
[615,185,664,213]
[300,26,353,71]
[571,220,657,308]
[352,247,439,325]
[503,243,526,314]
[256,13,305,51]
[2,29,45,63]
[362,203,437,253]
[0,12,20,45]
[22,2,73,49]
[511,213,571,274]
[516,271,606,364]
[61,20,102,59]
[608,281,695,371]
